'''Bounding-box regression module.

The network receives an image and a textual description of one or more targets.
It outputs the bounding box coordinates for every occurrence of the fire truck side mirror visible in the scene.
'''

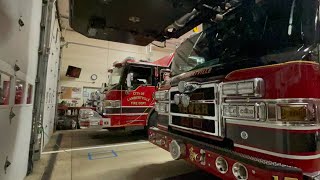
[160,69,171,82]
[126,73,134,89]
[101,83,107,92]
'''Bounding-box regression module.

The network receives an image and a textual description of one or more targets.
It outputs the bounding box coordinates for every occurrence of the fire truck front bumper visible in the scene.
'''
[148,127,319,180]
[79,118,111,129]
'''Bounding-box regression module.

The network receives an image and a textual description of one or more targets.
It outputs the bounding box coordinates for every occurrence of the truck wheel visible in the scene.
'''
[145,111,158,132]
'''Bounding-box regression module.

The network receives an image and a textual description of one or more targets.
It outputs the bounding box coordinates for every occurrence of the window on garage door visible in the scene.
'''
[0,73,11,105]
[15,79,25,104]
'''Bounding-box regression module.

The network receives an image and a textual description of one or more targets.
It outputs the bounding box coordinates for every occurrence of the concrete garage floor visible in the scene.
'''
[25,129,219,180]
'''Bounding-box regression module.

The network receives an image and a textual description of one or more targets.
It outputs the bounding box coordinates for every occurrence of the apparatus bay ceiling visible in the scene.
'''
[69,0,220,46]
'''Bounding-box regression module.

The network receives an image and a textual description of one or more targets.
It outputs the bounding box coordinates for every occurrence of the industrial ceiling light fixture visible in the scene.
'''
[128,16,140,23]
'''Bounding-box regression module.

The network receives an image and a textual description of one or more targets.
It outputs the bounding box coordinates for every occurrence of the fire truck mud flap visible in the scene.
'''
[149,127,306,180]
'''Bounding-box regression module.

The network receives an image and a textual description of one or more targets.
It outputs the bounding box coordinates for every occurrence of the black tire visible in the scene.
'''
[76,120,80,129]
[145,111,158,134]
[148,111,158,128]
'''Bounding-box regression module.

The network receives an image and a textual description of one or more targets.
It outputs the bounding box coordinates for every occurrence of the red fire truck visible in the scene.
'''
[70,0,320,178]
[93,55,173,130]
[148,1,320,180]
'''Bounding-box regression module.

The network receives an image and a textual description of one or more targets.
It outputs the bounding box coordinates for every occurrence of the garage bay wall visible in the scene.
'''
[59,30,173,105]
[0,0,60,179]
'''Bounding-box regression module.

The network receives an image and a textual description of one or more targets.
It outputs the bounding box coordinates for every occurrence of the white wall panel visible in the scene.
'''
[0,108,11,178]
[0,0,39,77]
[6,106,33,180]
[0,0,60,179]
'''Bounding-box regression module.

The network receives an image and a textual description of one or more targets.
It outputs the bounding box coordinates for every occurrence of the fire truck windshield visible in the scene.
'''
[171,0,319,76]
[108,67,123,86]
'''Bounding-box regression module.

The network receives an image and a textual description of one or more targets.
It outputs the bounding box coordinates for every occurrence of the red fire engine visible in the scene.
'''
[69,0,320,179]
[148,1,320,180]
[92,55,173,130]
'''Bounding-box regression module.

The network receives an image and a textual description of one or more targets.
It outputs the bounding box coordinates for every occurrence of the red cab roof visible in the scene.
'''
[152,53,174,67]
[113,54,174,68]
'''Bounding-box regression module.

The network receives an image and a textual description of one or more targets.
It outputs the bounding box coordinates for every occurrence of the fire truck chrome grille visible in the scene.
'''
[172,116,215,133]
[169,84,219,136]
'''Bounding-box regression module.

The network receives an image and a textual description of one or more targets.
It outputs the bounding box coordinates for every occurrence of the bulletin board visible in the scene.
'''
[60,86,82,99]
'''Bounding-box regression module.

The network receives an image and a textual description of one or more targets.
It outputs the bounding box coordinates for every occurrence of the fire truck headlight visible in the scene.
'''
[155,90,169,101]
[222,78,264,97]
[222,83,237,95]
[237,81,254,94]
[180,94,190,108]
[174,94,180,105]
[155,103,169,113]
